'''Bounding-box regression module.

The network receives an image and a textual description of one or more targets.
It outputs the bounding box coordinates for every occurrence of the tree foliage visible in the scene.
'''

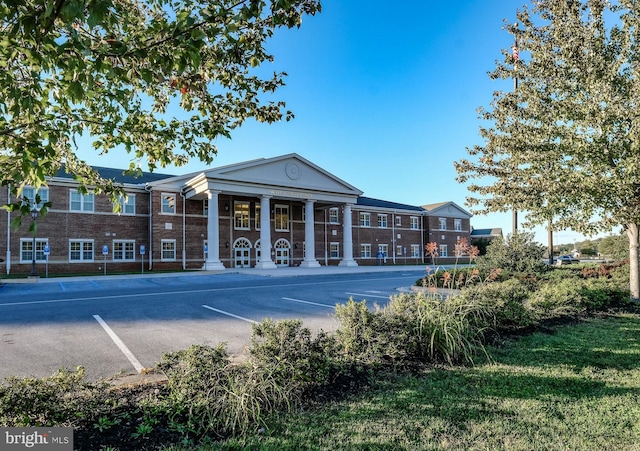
[455,0,640,298]
[0,0,320,206]
[476,231,547,276]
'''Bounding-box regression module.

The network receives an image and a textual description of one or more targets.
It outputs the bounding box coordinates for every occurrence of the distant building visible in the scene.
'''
[1,154,474,275]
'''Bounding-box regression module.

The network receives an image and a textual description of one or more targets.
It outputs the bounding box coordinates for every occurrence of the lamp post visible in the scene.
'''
[29,207,38,278]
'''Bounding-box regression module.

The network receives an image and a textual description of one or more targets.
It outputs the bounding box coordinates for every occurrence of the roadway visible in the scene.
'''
[0,266,427,382]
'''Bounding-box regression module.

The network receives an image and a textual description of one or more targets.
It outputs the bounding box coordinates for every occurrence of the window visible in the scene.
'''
[22,187,49,209]
[275,205,289,231]
[69,240,94,261]
[118,195,136,215]
[454,219,462,231]
[203,200,208,216]
[361,244,371,258]
[234,201,250,229]
[329,208,339,224]
[161,240,176,261]
[359,212,370,227]
[439,244,448,257]
[410,217,419,230]
[20,239,48,263]
[70,190,94,212]
[378,244,389,257]
[396,245,403,256]
[396,216,402,226]
[161,194,176,214]
[113,240,135,261]
[378,214,388,228]
[411,244,420,258]
[439,218,447,230]
[330,242,340,259]
[255,204,261,230]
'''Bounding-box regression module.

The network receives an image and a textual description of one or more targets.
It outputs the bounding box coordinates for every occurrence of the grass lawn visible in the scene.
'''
[187,313,640,450]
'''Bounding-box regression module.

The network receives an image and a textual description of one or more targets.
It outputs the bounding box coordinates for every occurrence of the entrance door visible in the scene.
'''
[235,248,250,267]
[233,238,251,268]
[274,239,290,267]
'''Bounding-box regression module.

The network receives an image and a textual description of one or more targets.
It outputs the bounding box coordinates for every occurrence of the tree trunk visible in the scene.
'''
[627,223,640,301]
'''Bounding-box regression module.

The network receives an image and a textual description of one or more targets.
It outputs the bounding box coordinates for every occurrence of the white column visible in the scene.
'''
[204,190,225,270]
[339,203,358,267]
[255,195,276,269]
[300,199,320,267]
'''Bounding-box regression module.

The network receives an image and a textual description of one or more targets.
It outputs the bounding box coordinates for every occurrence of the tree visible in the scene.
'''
[0,0,321,218]
[598,233,628,261]
[475,231,547,276]
[455,0,640,300]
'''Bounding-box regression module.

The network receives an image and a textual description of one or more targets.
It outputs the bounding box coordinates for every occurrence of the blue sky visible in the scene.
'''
[79,0,604,246]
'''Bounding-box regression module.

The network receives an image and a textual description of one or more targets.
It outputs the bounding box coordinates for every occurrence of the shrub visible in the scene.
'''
[457,278,534,331]
[248,318,336,388]
[475,231,547,276]
[158,343,293,437]
[0,367,109,428]
[334,299,415,366]
[387,292,491,364]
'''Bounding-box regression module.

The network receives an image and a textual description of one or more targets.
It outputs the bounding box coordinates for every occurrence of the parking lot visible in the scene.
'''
[0,266,425,381]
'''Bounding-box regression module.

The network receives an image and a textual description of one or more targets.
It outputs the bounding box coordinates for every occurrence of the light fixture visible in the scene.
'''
[225,242,229,248]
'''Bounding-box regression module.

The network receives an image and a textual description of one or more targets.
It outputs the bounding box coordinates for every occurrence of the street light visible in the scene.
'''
[29,207,38,278]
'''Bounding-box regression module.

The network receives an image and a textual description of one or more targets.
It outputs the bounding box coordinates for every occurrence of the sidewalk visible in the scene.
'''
[1,264,428,284]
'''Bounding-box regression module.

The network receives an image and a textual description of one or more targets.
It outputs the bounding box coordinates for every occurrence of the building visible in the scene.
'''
[1,154,473,275]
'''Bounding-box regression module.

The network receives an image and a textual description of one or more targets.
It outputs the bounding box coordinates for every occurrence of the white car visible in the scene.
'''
[555,255,580,265]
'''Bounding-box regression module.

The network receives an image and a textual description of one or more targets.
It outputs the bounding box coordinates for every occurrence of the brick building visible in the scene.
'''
[1,154,472,275]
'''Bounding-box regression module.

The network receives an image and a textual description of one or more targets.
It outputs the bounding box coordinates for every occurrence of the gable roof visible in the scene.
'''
[421,201,472,218]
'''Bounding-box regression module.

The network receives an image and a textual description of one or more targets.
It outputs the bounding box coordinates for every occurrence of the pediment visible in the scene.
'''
[422,201,472,219]
[201,153,362,196]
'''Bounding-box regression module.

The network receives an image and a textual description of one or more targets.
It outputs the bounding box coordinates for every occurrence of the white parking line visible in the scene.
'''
[281,297,335,308]
[202,305,258,324]
[345,292,391,299]
[93,315,144,373]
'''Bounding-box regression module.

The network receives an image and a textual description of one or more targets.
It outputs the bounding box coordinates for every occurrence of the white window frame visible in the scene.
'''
[361,244,371,258]
[161,193,176,215]
[378,214,388,228]
[378,244,389,257]
[329,242,340,259]
[440,244,448,257]
[113,240,136,261]
[410,217,419,230]
[329,207,339,224]
[275,204,289,232]
[359,212,371,227]
[234,201,250,230]
[20,238,48,263]
[70,190,94,212]
[22,187,49,210]
[396,245,403,256]
[396,216,402,226]
[69,239,94,262]
[454,219,462,231]
[118,194,136,215]
[411,244,420,258]
[255,204,261,230]
[161,239,177,261]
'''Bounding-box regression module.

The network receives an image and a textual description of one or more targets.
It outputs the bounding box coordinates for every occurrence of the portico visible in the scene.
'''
[181,154,363,270]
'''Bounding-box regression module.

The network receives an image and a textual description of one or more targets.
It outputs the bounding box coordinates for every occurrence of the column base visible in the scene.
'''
[338,259,358,267]
[299,260,321,268]
[202,260,225,271]
[255,260,277,269]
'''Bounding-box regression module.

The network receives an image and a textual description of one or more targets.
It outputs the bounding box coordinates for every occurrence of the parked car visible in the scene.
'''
[555,255,580,265]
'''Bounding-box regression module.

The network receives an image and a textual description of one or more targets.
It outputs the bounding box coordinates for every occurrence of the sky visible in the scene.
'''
[78,0,613,246]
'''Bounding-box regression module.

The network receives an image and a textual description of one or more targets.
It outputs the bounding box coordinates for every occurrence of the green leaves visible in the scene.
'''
[0,0,321,211]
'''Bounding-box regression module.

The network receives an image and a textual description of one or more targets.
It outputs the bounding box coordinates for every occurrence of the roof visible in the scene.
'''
[470,227,503,238]
[53,165,173,185]
[356,196,424,212]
